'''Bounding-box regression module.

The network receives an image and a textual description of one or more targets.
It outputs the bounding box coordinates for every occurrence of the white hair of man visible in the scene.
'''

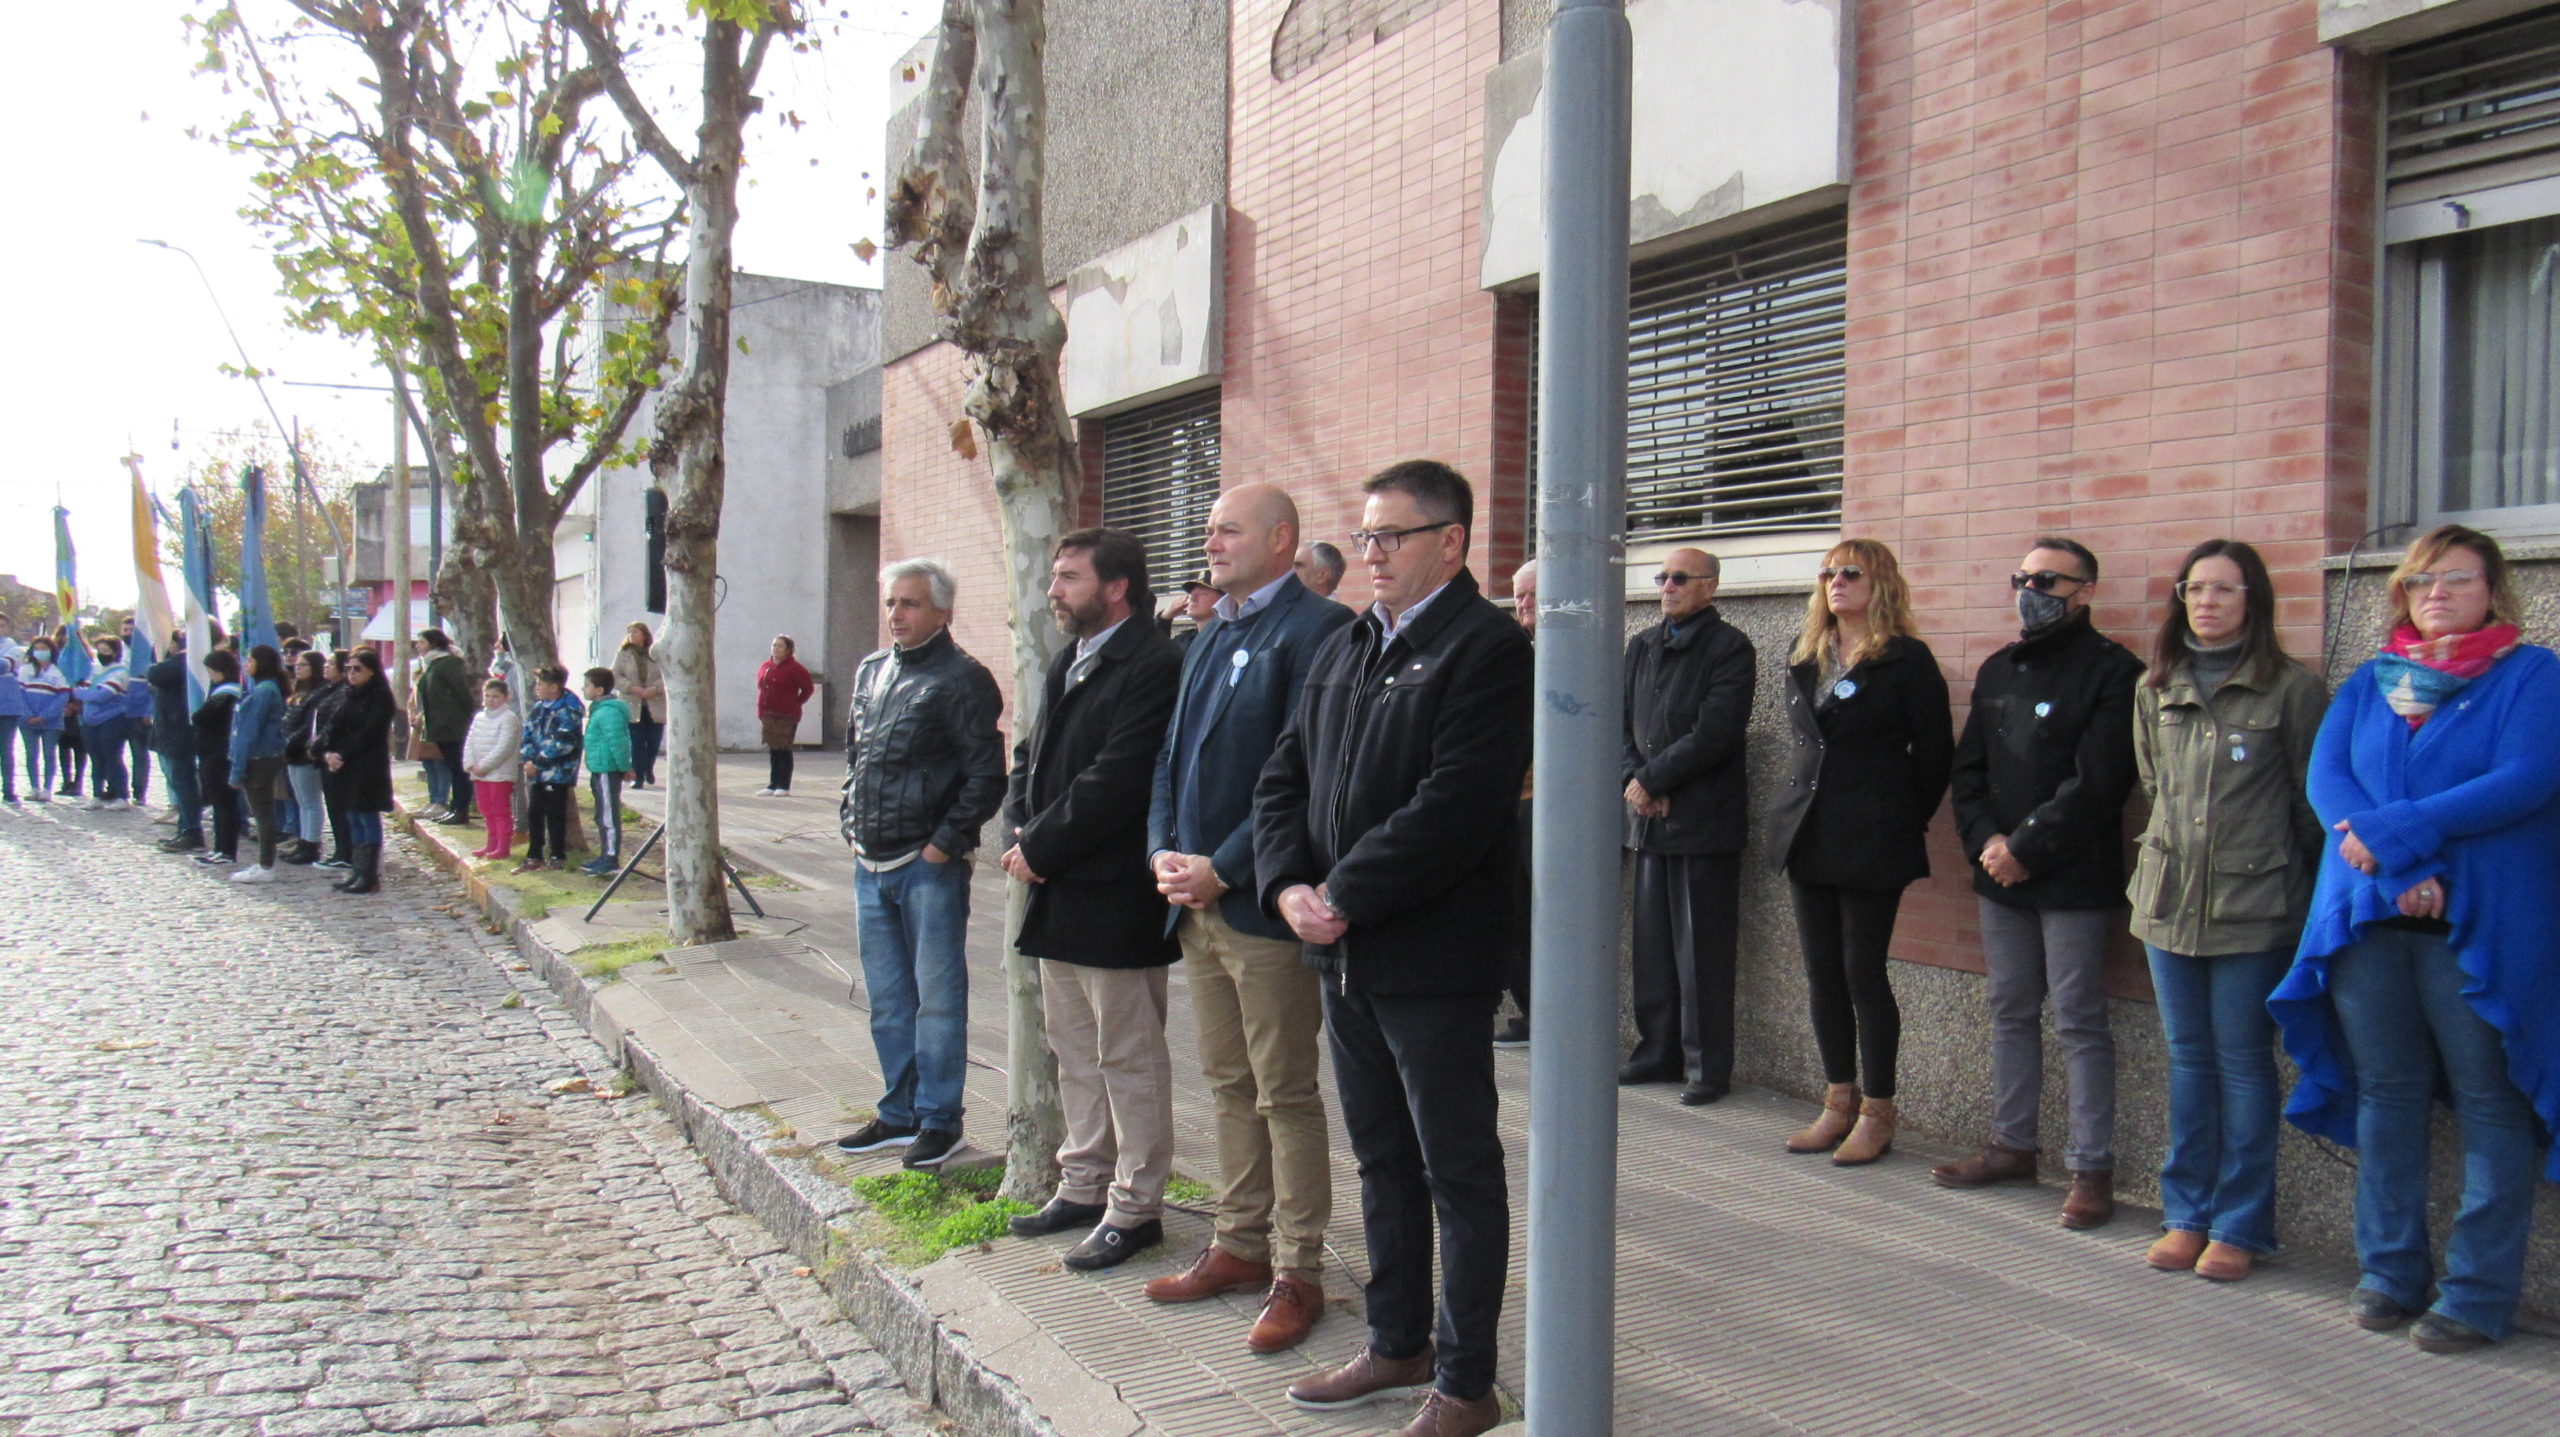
[1512,558,1538,589]
[880,557,957,610]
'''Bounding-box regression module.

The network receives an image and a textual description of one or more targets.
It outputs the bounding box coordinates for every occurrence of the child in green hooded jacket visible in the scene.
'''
[580,667,633,876]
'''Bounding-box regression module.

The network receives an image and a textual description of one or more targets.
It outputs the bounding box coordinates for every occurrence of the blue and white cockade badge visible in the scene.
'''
[1833,679,1859,700]
[2034,701,2053,718]
[2230,742,2247,763]
[1228,647,1251,687]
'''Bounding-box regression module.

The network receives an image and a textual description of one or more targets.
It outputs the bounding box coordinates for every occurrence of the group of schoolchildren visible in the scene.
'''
[460,662,634,877]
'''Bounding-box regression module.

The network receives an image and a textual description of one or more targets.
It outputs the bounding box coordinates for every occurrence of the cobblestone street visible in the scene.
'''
[0,806,941,1437]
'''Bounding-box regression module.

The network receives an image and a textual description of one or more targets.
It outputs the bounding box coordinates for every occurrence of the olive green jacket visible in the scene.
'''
[2128,654,2329,956]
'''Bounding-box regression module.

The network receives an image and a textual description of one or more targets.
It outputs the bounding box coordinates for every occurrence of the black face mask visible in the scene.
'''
[2017,587,2072,633]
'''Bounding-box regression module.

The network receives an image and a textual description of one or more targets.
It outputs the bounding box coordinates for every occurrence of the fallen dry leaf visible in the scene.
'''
[547,1077,593,1095]
[94,1039,158,1053]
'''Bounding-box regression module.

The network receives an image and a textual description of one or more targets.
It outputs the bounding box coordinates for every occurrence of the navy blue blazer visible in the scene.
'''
[1147,574,1354,940]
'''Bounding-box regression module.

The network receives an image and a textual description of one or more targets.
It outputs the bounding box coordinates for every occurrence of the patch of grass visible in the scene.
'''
[573,938,672,981]
[848,1168,1033,1267]
[1165,1174,1214,1208]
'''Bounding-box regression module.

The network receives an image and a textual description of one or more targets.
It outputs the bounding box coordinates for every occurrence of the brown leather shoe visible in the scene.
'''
[1930,1143,2038,1188]
[2060,1170,2115,1230]
[1785,1083,1859,1154]
[2145,1230,2207,1271]
[1144,1246,1272,1304]
[1246,1274,1324,1353]
[1395,1388,1504,1437]
[1285,1344,1435,1411]
[1832,1097,1896,1166]
[2194,1241,2255,1282]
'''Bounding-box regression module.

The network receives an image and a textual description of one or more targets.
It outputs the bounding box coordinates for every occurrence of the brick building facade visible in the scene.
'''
[879,0,2560,1296]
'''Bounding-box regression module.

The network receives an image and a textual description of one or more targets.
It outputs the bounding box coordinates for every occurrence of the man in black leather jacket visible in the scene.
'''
[1621,548,1758,1106]
[833,558,1006,1172]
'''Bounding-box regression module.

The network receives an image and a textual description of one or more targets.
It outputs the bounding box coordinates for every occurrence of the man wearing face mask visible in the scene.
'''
[1939,537,2144,1231]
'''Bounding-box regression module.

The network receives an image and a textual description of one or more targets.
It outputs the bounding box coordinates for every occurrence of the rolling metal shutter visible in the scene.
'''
[1532,210,1848,541]
[1098,387,1222,595]
[2385,10,2560,207]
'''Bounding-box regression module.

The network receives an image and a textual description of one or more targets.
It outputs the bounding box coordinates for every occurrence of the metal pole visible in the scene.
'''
[390,366,413,704]
[1527,2,1630,1433]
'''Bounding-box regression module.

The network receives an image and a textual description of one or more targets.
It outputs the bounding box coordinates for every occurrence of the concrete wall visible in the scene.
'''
[1479,0,1853,288]
[582,274,879,750]
[880,0,1231,364]
[2318,0,2552,46]
[1061,204,1226,418]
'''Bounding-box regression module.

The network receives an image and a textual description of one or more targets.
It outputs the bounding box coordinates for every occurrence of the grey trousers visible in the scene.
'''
[1979,899,2117,1172]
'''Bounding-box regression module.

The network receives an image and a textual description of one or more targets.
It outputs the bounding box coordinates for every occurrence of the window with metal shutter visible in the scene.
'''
[1532,211,1848,542]
[1099,387,1222,593]
[2385,11,2560,210]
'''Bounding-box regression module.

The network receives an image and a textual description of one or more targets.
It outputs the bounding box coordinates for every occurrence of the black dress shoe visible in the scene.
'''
[1063,1219,1163,1271]
[1617,1063,1680,1086]
[1678,1083,1727,1107]
[2348,1287,2417,1331]
[2410,1312,2496,1354]
[1008,1197,1108,1238]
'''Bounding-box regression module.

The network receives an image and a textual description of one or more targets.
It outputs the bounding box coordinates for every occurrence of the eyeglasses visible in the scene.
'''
[2399,569,2484,594]
[2011,570,2089,594]
[2174,580,2246,601]
[1817,565,1866,583]
[1654,570,1708,588]
[1348,521,1455,555]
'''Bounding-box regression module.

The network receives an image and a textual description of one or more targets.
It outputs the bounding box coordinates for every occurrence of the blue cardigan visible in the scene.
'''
[2268,643,2560,1178]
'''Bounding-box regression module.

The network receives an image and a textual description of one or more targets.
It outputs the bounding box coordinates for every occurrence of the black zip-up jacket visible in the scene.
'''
[1950,608,2144,910]
[839,626,1006,862]
[1621,607,1758,855]
[1252,568,1533,996]
[1767,635,1955,890]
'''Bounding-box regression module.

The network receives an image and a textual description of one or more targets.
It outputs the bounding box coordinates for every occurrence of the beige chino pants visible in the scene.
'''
[1180,905,1331,1276]
[1040,959,1175,1225]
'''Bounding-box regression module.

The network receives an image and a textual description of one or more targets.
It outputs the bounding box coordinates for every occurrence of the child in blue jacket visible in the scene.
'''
[516,665,585,872]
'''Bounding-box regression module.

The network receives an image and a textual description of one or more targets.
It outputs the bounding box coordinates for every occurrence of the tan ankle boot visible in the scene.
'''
[1832,1097,1896,1166]
[1785,1083,1860,1153]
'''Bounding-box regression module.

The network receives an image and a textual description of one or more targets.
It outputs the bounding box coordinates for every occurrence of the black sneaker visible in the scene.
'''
[193,851,236,866]
[315,856,352,871]
[157,836,206,854]
[1063,1219,1163,1271]
[901,1128,962,1169]
[834,1118,920,1153]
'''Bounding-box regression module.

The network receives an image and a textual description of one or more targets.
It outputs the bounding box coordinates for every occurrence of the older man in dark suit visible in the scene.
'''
[999,528,1185,1272]
[1255,461,1530,1437]
[1142,483,1353,1353]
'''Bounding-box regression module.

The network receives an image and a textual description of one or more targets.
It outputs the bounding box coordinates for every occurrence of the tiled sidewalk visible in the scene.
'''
[589,756,2558,1436]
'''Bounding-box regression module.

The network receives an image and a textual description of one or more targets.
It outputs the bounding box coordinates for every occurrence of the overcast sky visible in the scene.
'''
[0,1,932,608]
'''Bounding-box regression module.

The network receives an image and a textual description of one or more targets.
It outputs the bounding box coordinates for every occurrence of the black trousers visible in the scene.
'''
[1789,879,1906,1098]
[1628,849,1741,1090]
[528,781,574,860]
[1505,797,1532,1020]
[1323,984,1507,1400]
[202,755,237,857]
[769,748,794,792]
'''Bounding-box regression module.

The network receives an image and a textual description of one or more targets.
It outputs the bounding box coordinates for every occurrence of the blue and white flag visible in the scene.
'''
[52,507,91,684]
[179,486,215,712]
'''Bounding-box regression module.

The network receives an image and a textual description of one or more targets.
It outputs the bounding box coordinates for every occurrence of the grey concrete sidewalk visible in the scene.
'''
[583,754,2556,1436]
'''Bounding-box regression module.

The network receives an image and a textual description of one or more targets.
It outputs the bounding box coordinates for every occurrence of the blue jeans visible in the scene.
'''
[349,809,383,847]
[2146,944,2288,1254]
[423,751,451,808]
[125,721,151,804]
[160,748,203,843]
[2327,925,2547,1339]
[854,856,973,1134]
[84,717,131,801]
[288,764,328,841]
[22,726,57,791]
[0,715,17,800]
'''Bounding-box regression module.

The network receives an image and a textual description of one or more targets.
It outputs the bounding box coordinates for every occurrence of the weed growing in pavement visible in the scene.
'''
[848,1168,1034,1266]
[1164,1174,1214,1208]
[573,938,671,981]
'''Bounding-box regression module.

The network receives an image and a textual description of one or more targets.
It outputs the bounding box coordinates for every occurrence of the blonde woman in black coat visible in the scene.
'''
[1766,539,1954,1165]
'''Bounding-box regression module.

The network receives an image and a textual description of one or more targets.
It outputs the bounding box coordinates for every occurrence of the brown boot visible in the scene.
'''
[1247,1274,1324,1353]
[1395,1389,1504,1436]
[1784,1083,1859,1154]
[2194,1241,2255,1282]
[1832,1097,1896,1166]
[2145,1230,2208,1271]
[1286,1344,1435,1411]
[1144,1246,1272,1304]
[1930,1143,2038,1188]
[2060,1170,2115,1230]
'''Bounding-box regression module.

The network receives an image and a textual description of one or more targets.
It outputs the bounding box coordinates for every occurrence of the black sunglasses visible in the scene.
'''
[1654,570,1707,587]
[1817,565,1866,582]
[2010,569,2088,594]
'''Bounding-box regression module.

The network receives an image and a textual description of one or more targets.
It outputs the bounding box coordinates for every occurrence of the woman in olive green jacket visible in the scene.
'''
[2129,539,2327,1283]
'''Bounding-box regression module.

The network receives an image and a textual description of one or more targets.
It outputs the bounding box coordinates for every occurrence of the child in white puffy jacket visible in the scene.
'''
[461,678,522,860]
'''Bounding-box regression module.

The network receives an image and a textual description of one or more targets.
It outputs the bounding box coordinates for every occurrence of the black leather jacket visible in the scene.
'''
[838,627,1006,862]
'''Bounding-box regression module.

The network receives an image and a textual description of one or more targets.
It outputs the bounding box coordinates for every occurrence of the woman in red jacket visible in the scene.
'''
[756,634,816,796]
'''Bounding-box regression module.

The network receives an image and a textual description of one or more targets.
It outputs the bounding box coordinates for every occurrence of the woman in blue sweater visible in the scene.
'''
[2269,525,2560,1355]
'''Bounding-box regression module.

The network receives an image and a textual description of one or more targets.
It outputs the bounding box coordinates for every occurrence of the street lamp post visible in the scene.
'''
[1527,2,1632,1433]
